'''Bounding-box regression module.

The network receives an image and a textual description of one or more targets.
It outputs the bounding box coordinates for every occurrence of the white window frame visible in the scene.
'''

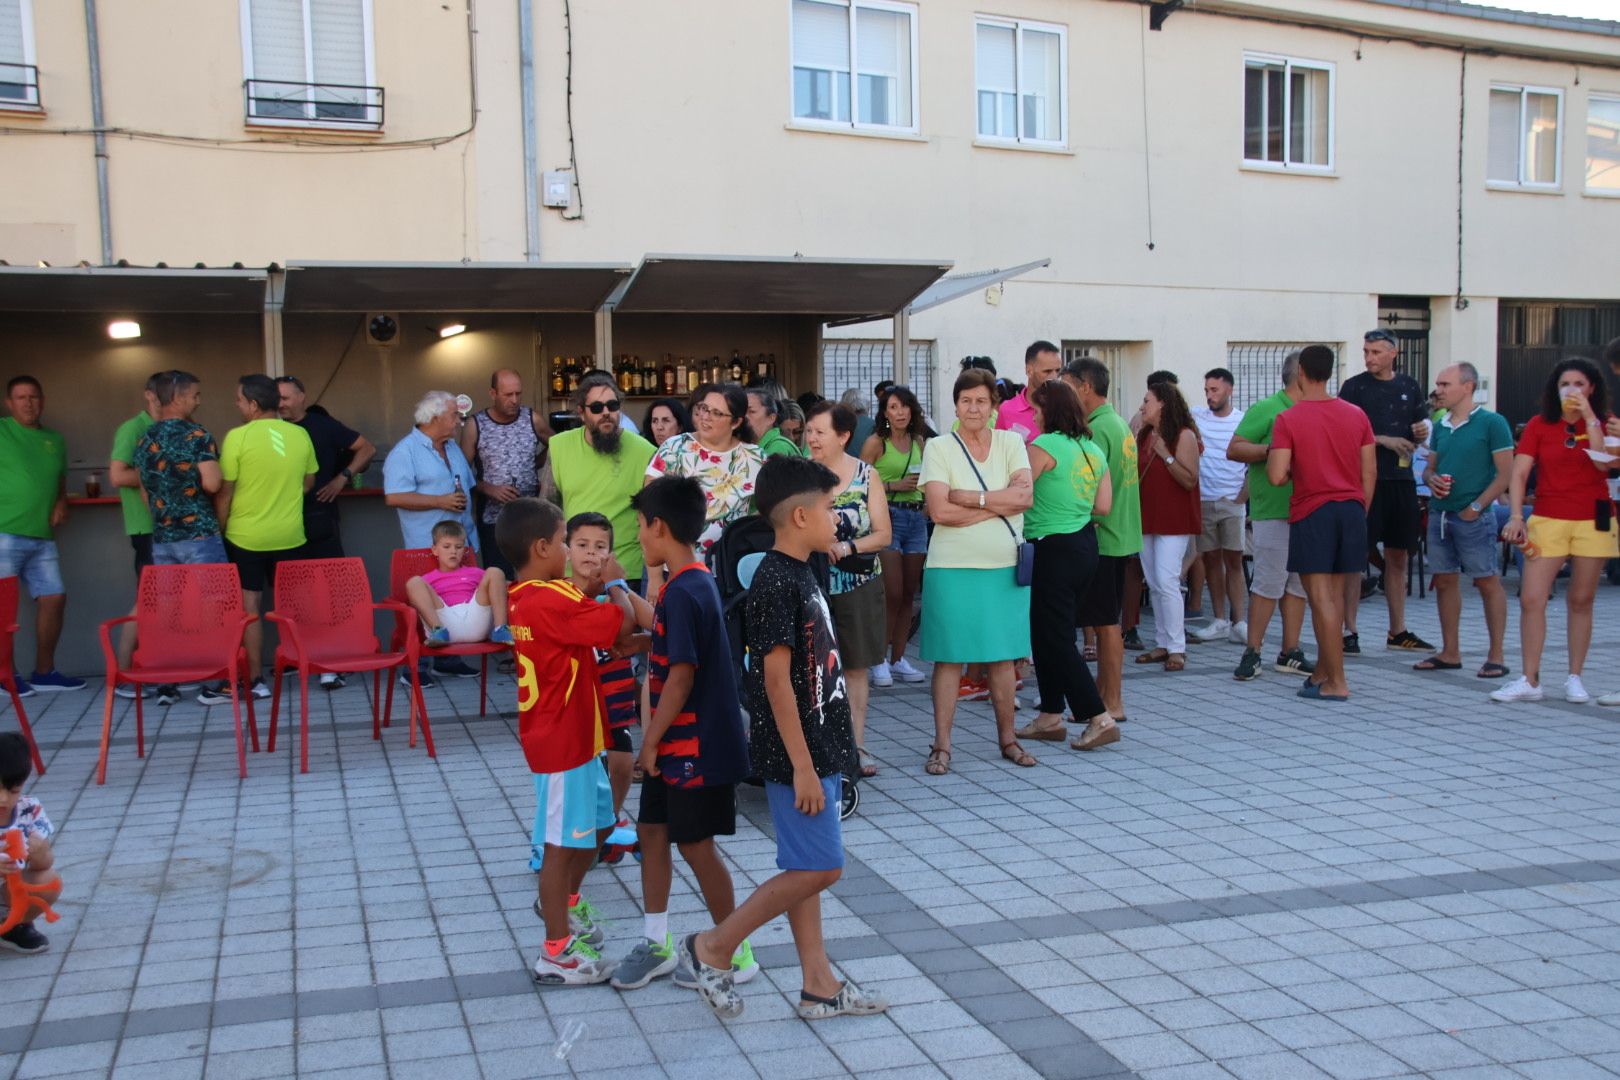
[1241,52,1335,174]
[788,0,920,136]
[239,0,379,131]
[1487,83,1564,192]
[973,15,1068,149]
[0,0,40,110]
[1583,90,1620,197]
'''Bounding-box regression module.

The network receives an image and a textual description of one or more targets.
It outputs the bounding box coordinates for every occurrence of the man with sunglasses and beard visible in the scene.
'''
[543,371,657,586]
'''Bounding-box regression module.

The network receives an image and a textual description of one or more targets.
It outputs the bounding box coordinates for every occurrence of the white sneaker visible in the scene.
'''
[891,657,927,683]
[1565,675,1591,704]
[1228,621,1248,645]
[1598,690,1620,707]
[870,662,893,688]
[1490,676,1544,703]
[1189,620,1230,644]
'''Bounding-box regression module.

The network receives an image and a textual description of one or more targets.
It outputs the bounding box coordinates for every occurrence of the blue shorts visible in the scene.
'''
[765,775,845,872]
[0,534,63,597]
[153,535,228,566]
[1287,500,1367,576]
[887,505,928,555]
[529,758,616,870]
[1427,511,1500,579]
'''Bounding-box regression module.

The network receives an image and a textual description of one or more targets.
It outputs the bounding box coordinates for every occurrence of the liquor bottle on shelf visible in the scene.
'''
[565,357,580,393]
[767,353,778,381]
[675,358,689,392]
[617,356,633,394]
[754,354,771,383]
[642,356,657,393]
[687,364,701,393]
[657,355,673,395]
[551,357,565,396]
[628,359,642,395]
[728,350,745,383]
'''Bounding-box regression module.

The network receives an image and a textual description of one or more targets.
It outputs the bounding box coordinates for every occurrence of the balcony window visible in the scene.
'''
[1586,92,1620,195]
[0,0,40,109]
[791,0,917,134]
[1243,53,1333,171]
[1488,84,1562,190]
[975,17,1066,146]
[241,0,382,129]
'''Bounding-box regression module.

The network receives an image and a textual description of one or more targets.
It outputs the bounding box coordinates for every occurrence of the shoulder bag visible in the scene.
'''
[952,433,1034,587]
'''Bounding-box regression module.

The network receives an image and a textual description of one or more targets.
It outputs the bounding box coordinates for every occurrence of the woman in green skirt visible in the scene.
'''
[918,367,1033,775]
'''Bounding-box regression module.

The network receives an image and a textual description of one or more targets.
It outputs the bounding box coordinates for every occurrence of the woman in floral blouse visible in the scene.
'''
[644,382,764,591]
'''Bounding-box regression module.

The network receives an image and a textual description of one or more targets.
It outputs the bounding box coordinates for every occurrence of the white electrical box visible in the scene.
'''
[542,171,573,208]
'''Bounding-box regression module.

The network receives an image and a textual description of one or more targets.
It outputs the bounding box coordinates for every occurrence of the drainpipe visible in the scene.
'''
[83,0,112,265]
[518,0,540,262]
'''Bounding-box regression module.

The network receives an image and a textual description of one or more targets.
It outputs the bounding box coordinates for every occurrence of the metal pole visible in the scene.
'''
[518,0,541,262]
[892,307,910,386]
[262,269,286,377]
[83,0,112,265]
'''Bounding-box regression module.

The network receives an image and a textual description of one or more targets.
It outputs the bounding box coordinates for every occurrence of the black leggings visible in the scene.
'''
[1030,526,1106,721]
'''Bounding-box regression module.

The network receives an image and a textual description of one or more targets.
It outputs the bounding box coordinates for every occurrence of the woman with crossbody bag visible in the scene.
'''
[918,368,1034,775]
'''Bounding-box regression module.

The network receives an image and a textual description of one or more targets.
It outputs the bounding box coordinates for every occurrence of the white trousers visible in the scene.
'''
[1141,533,1192,654]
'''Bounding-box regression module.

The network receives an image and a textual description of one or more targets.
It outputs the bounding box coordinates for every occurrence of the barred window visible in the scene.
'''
[821,340,935,425]
[1225,342,1338,409]
[1061,341,1128,413]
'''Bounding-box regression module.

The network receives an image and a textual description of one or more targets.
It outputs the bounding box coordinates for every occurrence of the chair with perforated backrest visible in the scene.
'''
[98,564,257,784]
[268,557,426,773]
[0,578,45,777]
[387,547,507,719]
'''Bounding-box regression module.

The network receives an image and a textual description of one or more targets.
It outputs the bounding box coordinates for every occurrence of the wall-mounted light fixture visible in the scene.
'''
[108,320,142,340]
[438,323,467,339]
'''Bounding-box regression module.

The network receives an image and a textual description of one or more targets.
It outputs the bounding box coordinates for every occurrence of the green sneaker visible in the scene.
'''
[610,934,677,990]
[568,896,605,948]
[1233,648,1262,681]
[674,936,759,987]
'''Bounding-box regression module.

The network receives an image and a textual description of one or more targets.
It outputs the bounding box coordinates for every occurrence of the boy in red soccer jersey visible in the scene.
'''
[495,498,636,984]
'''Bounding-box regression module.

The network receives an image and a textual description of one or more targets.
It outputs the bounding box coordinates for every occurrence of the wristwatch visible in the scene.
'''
[977,492,986,509]
[340,467,354,480]
[605,577,629,594]
[1468,501,1483,513]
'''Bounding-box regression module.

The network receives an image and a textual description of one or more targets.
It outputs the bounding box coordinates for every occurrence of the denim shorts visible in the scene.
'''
[1426,511,1500,579]
[0,534,63,597]
[153,535,228,566]
[766,775,845,872]
[887,505,928,555]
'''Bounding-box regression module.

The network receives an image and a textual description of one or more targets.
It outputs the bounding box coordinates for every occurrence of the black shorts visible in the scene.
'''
[1366,479,1421,551]
[1288,500,1368,575]
[605,723,632,754]
[227,542,296,594]
[130,533,153,576]
[1075,553,1128,628]
[637,778,736,845]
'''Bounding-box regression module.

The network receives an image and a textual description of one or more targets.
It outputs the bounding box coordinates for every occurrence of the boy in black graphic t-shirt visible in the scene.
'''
[679,456,885,1023]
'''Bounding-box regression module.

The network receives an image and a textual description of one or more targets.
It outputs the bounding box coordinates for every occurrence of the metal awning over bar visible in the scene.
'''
[0,266,269,313]
[905,258,1051,315]
[613,255,951,319]
[282,261,634,312]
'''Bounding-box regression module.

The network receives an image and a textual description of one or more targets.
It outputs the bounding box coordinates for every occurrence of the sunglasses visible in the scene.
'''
[583,400,621,415]
[1565,423,1589,450]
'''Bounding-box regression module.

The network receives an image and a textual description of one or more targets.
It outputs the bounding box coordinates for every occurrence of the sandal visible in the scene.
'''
[1413,656,1462,671]
[1000,740,1037,768]
[1477,662,1510,679]
[1071,719,1121,752]
[1164,653,1186,672]
[924,746,951,776]
[1135,648,1169,665]
[857,746,879,778]
[1083,644,1098,662]
[1013,716,1067,741]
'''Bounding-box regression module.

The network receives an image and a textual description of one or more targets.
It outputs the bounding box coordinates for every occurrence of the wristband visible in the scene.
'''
[605,577,629,594]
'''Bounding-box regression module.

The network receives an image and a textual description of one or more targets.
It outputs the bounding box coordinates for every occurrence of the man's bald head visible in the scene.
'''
[489,369,524,420]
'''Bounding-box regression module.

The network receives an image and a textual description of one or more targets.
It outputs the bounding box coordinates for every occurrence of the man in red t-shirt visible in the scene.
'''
[497,498,635,985]
[1267,345,1376,702]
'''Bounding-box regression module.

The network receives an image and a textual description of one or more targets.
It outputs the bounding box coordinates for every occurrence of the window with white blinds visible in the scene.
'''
[1488,84,1562,189]
[1242,53,1333,171]
[0,0,38,107]
[241,0,379,127]
[974,17,1066,146]
[791,0,917,133]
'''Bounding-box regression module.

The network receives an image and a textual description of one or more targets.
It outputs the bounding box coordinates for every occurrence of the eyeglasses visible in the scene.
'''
[694,403,732,420]
[1566,423,1589,450]
[583,400,621,415]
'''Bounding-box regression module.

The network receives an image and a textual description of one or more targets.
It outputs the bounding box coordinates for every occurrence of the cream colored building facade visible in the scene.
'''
[3,0,1619,422]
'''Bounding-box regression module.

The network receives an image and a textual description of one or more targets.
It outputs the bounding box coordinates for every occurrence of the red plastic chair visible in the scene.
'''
[97,564,258,784]
[0,578,46,777]
[268,557,426,773]
[388,548,508,718]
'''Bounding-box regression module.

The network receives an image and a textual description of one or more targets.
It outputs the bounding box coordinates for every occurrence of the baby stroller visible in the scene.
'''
[707,515,861,820]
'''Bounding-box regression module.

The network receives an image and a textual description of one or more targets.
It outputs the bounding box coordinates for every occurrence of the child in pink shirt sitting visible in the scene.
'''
[405,520,514,646]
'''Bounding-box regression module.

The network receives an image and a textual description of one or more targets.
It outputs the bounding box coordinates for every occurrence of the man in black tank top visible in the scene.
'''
[460,369,551,574]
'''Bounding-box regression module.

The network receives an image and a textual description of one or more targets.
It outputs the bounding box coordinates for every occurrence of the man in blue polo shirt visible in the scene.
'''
[1417,363,1514,679]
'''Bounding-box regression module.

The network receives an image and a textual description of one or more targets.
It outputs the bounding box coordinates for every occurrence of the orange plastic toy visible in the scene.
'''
[0,829,60,934]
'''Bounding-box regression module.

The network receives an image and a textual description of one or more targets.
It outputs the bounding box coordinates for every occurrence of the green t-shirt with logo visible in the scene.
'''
[111,411,155,537]
[0,417,66,540]
[220,418,318,552]
[1085,404,1141,557]
[1025,433,1108,540]
[1233,389,1294,522]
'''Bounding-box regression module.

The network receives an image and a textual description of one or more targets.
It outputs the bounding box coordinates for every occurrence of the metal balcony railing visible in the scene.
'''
[0,62,41,109]
[243,78,384,128]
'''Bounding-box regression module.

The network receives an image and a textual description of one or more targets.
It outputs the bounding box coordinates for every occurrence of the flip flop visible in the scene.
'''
[1477,663,1510,679]
[1413,657,1463,671]
[1297,681,1349,702]
[1135,649,1169,665]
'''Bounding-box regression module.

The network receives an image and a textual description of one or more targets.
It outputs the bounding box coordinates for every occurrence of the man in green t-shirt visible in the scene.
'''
[107,374,161,687]
[203,374,317,705]
[542,374,656,578]
[1227,352,1315,682]
[1062,357,1141,722]
[0,376,83,693]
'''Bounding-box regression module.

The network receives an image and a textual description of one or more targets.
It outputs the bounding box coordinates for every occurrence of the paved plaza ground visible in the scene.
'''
[2,576,1620,1080]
